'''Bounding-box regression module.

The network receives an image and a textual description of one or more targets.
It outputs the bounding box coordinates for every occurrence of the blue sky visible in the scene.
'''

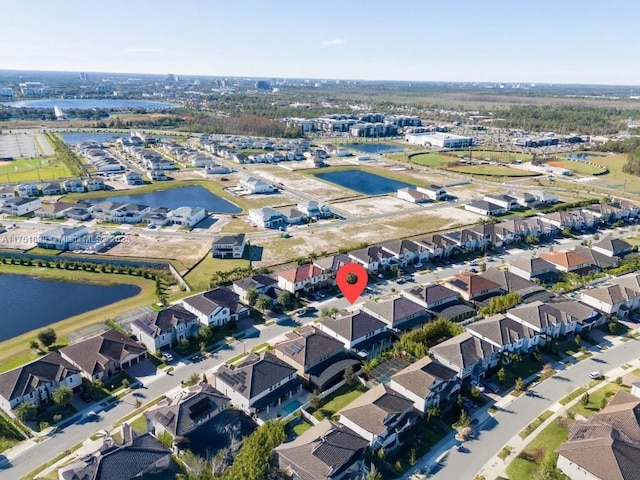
[1,0,639,85]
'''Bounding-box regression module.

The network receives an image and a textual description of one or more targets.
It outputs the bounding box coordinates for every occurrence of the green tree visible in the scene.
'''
[581,392,590,406]
[155,278,168,306]
[37,328,57,348]
[254,294,272,313]
[29,340,39,350]
[426,406,440,422]
[366,463,383,480]
[183,373,201,387]
[276,290,293,309]
[245,287,259,306]
[14,402,37,421]
[343,364,356,386]
[197,325,213,343]
[497,367,506,384]
[53,386,73,406]
[574,334,581,347]
[515,377,526,392]
[309,390,321,411]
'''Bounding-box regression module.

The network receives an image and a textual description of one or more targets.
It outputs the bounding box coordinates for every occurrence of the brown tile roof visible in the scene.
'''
[391,357,457,399]
[278,264,326,283]
[539,250,592,269]
[446,272,502,295]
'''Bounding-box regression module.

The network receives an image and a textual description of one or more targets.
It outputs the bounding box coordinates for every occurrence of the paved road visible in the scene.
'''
[0,317,311,479]
[402,338,640,480]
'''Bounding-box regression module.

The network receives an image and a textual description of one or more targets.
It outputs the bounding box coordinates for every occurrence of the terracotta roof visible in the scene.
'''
[539,250,592,269]
[278,264,326,283]
[446,272,502,295]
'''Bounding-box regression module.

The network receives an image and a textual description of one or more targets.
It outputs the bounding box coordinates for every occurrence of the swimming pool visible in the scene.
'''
[281,399,303,415]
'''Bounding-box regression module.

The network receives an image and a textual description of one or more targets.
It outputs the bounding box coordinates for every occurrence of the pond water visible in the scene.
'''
[565,153,601,161]
[87,185,242,213]
[0,274,140,342]
[315,170,414,195]
[343,143,405,154]
[0,99,178,110]
[59,133,176,145]
[184,410,257,459]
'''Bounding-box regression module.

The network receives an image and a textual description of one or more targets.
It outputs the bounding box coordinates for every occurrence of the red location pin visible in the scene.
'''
[336,263,368,304]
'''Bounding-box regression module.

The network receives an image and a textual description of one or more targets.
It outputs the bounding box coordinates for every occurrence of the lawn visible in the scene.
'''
[34,404,78,431]
[519,410,553,439]
[490,356,544,392]
[444,164,538,177]
[570,382,630,418]
[183,254,250,292]
[550,159,607,176]
[0,263,156,373]
[408,152,458,168]
[0,413,26,453]
[285,417,313,439]
[0,156,74,183]
[311,384,367,420]
[129,415,148,434]
[506,420,571,480]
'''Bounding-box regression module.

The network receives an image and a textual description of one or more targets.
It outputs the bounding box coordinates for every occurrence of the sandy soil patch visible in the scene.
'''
[255,166,349,201]
[0,223,46,250]
[332,196,418,216]
[105,232,212,272]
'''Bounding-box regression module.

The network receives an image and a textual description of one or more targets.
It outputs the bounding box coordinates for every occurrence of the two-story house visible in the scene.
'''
[232,274,279,303]
[182,287,249,326]
[444,272,504,301]
[429,332,500,381]
[579,273,640,318]
[277,264,328,294]
[166,206,206,227]
[131,305,199,353]
[0,353,82,417]
[248,207,287,229]
[317,311,392,358]
[211,233,246,259]
[362,296,428,331]
[214,352,300,416]
[348,246,394,272]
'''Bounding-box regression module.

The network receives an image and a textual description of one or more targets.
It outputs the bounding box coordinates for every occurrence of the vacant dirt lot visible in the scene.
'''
[333,196,418,216]
[255,166,350,201]
[105,232,212,272]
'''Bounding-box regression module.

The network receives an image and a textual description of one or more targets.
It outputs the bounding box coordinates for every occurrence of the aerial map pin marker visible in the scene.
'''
[336,263,368,304]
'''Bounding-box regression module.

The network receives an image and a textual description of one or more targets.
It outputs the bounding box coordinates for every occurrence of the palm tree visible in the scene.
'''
[245,288,259,306]
[254,294,272,314]
[53,386,73,406]
[14,402,37,421]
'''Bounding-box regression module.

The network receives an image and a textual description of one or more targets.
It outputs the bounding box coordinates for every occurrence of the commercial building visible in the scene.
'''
[405,132,473,148]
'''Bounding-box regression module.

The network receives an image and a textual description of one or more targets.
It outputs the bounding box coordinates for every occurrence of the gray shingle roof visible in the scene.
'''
[276,327,344,368]
[391,357,457,399]
[318,311,386,341]
[183,287,246,316]
[362,296,426,325]
[0,352,79,402]
[132,305,196,339]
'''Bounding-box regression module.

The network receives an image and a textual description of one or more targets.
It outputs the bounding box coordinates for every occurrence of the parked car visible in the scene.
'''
[484,381,500,393]
[80,390,93,403]
[162,352,174,362]
[589,371,603,380]
[471,380,485,393]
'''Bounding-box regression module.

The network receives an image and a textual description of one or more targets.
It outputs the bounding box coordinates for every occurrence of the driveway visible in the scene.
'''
[125,358,162,386]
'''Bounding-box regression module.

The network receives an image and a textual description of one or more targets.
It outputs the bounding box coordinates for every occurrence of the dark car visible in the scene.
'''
[80,390,93,403]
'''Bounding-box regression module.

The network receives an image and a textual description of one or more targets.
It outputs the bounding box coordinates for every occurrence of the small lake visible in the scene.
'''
[343,143,404,154]
[88,185,242,213]
[59,133,177,145]
[0,99,178,110]
[316,170,414,195]
[0,274,140,342]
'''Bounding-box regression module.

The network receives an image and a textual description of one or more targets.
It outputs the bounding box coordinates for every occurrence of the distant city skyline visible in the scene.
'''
[2,0,639,86]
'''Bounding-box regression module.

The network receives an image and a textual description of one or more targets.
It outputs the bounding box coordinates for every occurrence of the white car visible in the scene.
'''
[162,352,174,362]
[589,371,603,380]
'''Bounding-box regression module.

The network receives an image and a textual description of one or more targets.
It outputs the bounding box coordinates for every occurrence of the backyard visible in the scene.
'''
[570,382,630,418]
[309,384,367,421]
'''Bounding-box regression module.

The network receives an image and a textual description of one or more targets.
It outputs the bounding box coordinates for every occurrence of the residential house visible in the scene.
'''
[506,300,582,340]
[214,352,301,416]
[552,300,605,332]
[528,190,558,204]
[404,284,460,309]
[145,383,230,438]
[556,391,640,480]
[418,185,447,200]
[278,207,307,225]
[60,328,147,381]
[539,250,594,273]
[0,185,15,201]
[167,206,206,227]
[239,176,276,194]
[148,169,168,181]
[444,272,504,301]
[397,187,430,203]
[144,207,170,227]
[466,314,540,355]
[15,183,39,197]
[123,172,144,185]
[429,332,500,380]
[58,425,173,480]
[579,273,640,318]
[275,419,369,480]
[0,353,81,416]
[539,211,583,231]
[317,311,392,358]
[274,326,359,391]
[483,193,518,211]
[91,202,150,224]
[362,296,428,331]
[232,274,278,303]
[348,246,394,272]
[338,384,415,451]
[508,191,535,208]
[389,356,460,412]
[277,264,329,294]
[480,267,555,303]
[211,233,246,259]
[35,202,82,220]
[313,254,354,280]
[572,246,619,270]
[508,256,559,281]
[1,197,42,216]
[131,305,199,353]
[592,236,633,258]
[297,200,331,219]
[464,200,506,216]
[84,178,106,191]
[582,203,625,223]
[182,287,249,326]
[62,179,85,193]
[40,182,62,196]
[36,225,89,250]
[378,239,423,267]
[248,207,287,229]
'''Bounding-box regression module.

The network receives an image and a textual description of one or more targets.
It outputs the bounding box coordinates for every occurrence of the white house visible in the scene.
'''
[1,197,42,216]
[37,225,89,250]
[167,206,206,227]
[248,207,287,229]
[277,264,328,293]
[182,287,249,326]
[211,234,246,259]
[239,177,276,194]
[464,200,506,216]
[130,305,199,352]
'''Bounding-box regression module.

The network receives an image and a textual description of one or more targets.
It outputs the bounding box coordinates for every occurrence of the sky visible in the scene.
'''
[1,0,639,85]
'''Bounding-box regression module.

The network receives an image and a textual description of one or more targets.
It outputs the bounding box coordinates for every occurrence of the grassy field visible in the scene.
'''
[444,164,539,177]
[548,159,607,175]
[311,384,367,421]
[0,156,74,183]
[0,264,156,373]
[183,254,250,292]
[506,419,570,480]
[570,382,630,418]
[0,413,25,453]
[407,152,458,168]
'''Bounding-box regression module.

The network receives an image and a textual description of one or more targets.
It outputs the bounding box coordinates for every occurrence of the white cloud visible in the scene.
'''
[124,47,161,53]
[321,39,345,47]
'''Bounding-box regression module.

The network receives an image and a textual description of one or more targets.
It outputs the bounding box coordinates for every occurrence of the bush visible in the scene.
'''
[53,414,62,423]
